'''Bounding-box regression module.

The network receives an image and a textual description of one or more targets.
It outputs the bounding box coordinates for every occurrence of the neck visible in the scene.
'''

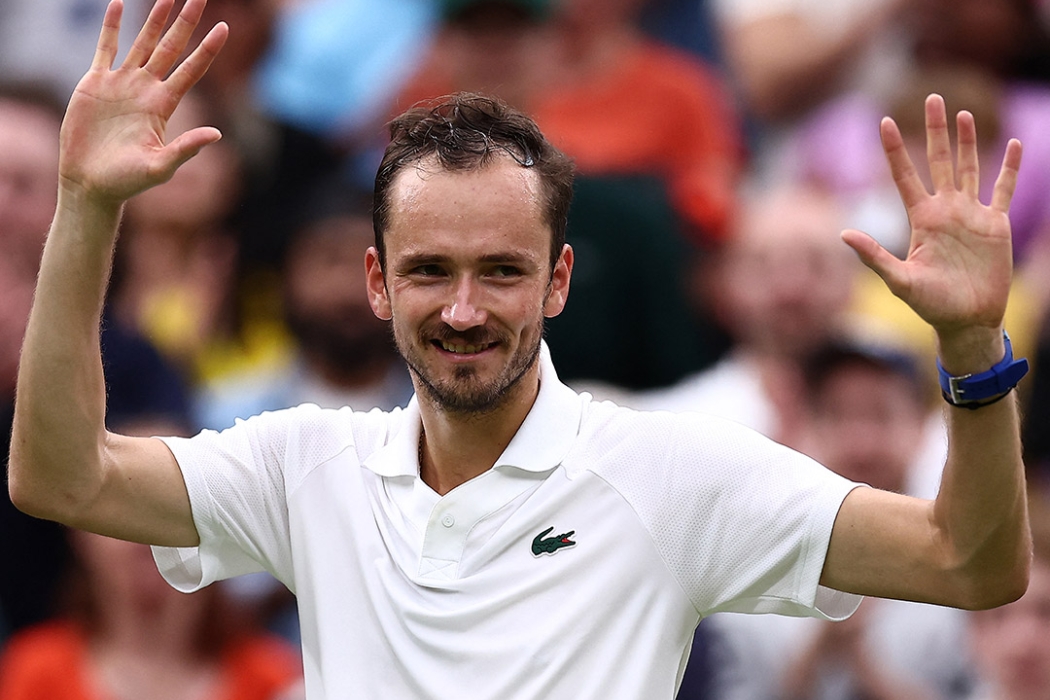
[416,364,541,495]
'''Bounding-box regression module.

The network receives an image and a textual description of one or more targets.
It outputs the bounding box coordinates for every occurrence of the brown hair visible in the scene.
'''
[372,92,575,272]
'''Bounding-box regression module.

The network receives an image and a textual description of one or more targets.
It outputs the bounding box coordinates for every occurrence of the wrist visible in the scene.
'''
[935,325,1005,376]
[54,183,124,234]
[937,330,1029,409]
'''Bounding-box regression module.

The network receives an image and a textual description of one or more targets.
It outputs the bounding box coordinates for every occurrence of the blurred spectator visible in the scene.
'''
[0,0,148,103]
[109,89,292,390]
[396,0,745,246]
[708,0,910,181]
[0,84,63,285]
[0,84,198,647]
[0,528,302,700]
[196,181,412,431]
[254,0,437,144]
[795,70,1050,271]
[535,0,744,245]
[909,0,1050,84]
[249,0,439,260]
[394,0,559,116]
[619,181,859,449]
[965,488,1050,700]
[0,84,72,643]
[187,0,435,276]
[703,340,975,700]
[637,0,723,64]
[194,181,413,645]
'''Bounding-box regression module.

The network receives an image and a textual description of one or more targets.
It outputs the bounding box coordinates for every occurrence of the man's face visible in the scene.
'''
[366,156,571,415]
[970,560,1050,700]
[714,187,856,358]
[0,100,60,267]
[807,363,926,492]
[285,215,394,371]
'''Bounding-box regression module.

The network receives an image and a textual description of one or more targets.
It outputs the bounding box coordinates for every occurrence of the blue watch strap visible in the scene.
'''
[937,331,1030,407]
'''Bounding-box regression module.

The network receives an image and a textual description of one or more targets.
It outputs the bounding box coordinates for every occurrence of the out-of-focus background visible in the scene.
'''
[2,1,1049,698]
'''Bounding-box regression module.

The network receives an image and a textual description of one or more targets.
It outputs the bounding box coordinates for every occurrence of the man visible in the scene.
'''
[0,80,193,643]
[625,181,858,448]
[195,181,413,433]
[7,1,1032,699]
[0,82,68,644]
[967,491,1050,700]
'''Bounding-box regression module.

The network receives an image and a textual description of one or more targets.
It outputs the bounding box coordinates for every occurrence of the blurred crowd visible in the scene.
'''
[2,0,1050,698]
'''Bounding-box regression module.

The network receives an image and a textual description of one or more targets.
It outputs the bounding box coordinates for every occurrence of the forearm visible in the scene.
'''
[932,327,1031,607]
[8,185,123,521]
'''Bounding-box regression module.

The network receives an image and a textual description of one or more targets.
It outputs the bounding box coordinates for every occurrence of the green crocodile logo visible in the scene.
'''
[531,526,576,556]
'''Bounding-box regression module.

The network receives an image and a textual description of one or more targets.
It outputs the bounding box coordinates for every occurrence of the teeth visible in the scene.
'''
[441,341,487,354]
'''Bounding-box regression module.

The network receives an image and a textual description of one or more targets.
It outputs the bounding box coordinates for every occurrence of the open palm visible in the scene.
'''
[59,0,228,204]
[842,94,1022,336]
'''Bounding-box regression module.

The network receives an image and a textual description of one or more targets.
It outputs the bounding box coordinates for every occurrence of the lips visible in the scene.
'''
[438,340,497,354]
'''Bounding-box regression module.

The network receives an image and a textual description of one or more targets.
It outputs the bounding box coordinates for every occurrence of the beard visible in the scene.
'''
[286,306,395,372]
[393,319,543,416]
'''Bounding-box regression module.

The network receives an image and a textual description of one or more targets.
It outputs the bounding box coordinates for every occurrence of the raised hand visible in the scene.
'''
[841,94,1022,367]
[59,0,228,205]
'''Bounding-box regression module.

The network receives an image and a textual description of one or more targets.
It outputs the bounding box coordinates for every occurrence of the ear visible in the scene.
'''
[365,246,392,320]
[543,244,573,318]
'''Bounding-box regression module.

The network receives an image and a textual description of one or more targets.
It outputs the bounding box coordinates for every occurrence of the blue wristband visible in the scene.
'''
[937,331,1029,408]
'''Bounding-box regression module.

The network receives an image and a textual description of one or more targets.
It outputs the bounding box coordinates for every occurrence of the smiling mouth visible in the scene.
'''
[436,340,497,355]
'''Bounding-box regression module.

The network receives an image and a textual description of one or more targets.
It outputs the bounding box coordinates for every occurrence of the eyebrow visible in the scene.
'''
[396,251,539,268]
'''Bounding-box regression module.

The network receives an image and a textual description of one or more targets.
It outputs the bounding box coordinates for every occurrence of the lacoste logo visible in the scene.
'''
[531,526,576,556]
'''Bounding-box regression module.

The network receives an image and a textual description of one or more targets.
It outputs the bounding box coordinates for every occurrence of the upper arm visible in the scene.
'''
[75,432,199,547]
[820,486,964,606]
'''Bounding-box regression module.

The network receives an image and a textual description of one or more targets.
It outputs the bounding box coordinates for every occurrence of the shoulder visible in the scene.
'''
[574,397,768,468]
[165,403,408,488]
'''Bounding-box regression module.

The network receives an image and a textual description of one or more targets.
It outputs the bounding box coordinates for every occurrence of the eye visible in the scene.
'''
[489,265,523,278]
[412,264,445,277]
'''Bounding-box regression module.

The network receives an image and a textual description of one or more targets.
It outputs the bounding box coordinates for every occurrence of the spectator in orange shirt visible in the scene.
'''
[395,0,745,245]
[0,527,302,700]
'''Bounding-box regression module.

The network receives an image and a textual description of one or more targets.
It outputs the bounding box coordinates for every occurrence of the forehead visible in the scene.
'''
[384,155,549,258]
[733,187,846,255]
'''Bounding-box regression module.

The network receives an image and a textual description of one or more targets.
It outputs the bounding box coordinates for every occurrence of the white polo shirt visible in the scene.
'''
[153,345,861,699]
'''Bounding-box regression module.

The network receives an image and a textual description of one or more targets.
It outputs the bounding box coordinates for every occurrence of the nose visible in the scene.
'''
[441,277,487,331]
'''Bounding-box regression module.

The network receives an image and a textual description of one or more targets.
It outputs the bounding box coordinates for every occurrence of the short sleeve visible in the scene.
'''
[592,409,863,621]
[152,404,357,593]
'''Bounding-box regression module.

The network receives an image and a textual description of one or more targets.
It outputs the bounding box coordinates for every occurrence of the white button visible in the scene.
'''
[441,514,455,528]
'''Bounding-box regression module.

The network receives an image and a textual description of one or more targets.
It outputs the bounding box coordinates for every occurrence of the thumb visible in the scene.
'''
[154,125,222,180]
[841,228,909,296]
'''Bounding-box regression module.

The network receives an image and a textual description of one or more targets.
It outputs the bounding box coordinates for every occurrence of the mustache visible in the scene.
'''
[421,323,508,347]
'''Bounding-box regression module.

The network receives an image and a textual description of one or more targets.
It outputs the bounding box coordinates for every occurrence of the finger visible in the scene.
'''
[123,0,175,69]
[164,22,228,97]
[841,228,910,297]
[925,94,956,192]
[144,0,209,79]
[990,138,1023,213]
[955,110,979,197]
[880,116,928,210]
[91,0,124,71]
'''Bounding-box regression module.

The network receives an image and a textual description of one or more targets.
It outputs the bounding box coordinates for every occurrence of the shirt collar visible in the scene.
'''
[362,342,582,478]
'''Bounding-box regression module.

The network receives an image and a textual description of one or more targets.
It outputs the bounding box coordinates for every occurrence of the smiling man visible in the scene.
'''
[364,102,573,493]
[7,1,1034,699]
